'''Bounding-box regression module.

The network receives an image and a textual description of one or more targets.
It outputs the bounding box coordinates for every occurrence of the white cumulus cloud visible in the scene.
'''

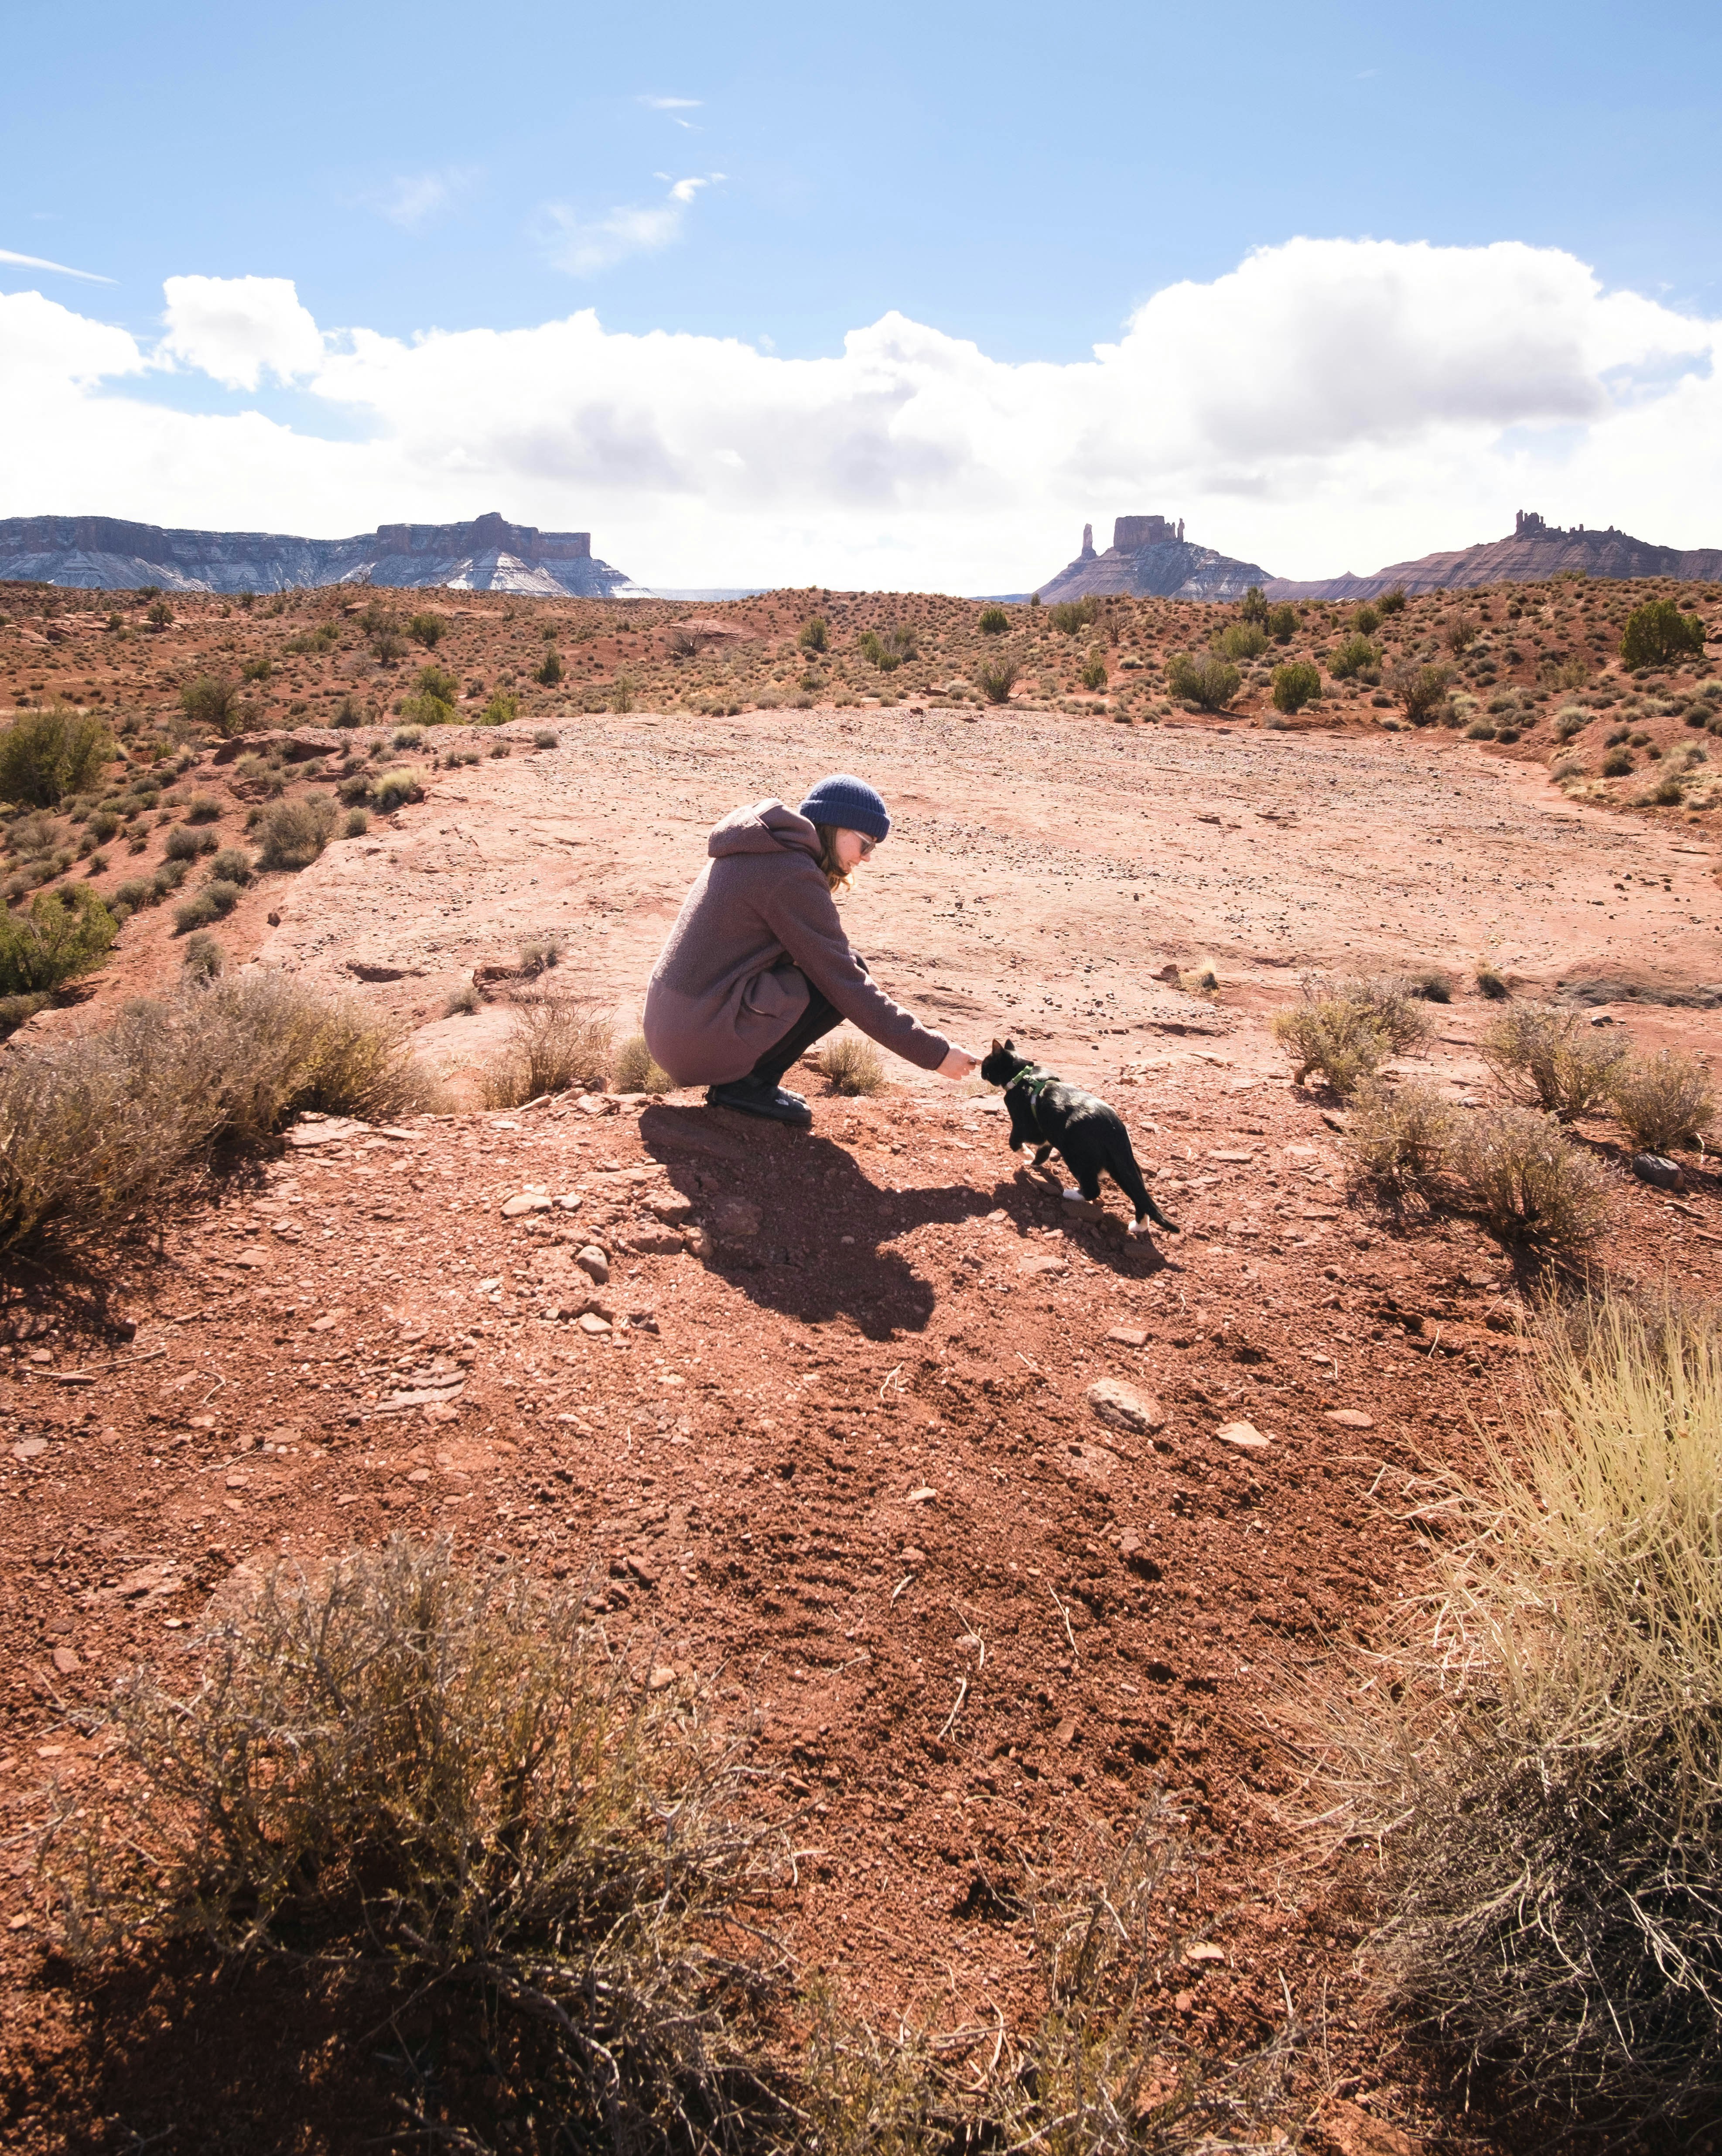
[1,239,1718,590]
[158,274,325,391]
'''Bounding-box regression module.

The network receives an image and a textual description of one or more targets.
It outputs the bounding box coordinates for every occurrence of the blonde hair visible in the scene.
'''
[813,822,852,895]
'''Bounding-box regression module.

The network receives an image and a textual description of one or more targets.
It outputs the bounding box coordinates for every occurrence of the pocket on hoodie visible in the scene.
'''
[742,963,806,1021]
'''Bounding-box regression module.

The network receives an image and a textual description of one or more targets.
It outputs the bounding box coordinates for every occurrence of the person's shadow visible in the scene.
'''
[637,1105,1178,1340]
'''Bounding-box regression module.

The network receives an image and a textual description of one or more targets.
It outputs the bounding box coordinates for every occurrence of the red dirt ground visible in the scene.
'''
[1,633,1719,2154]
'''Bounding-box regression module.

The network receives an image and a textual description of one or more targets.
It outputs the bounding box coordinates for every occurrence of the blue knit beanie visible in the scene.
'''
[797,773,891,843]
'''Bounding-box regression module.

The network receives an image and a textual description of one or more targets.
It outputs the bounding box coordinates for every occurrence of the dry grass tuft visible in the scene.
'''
[482,991,614,1107]
[1608,1048,1717,1153]
[1479,1002,1627,1122]
[1312,1293,1722,2131]
[256,793,336,869]
[1449,1104,1611,1250]
[821,1034,885,1095]
[0,974,436,1254]
[45,1539,787,2151]
[613,1030,676,1094]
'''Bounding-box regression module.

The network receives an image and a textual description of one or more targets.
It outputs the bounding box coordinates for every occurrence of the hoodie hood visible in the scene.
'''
[707,799,820,860]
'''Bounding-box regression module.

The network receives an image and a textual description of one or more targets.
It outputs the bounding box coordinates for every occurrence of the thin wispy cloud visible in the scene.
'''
[542,173,723,275]
[638,94,701,109]
[376,167,478,230]
[0,246,113,284]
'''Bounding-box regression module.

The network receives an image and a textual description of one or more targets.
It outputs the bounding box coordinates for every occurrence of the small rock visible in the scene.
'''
[236,1249,268,1269]
[1106,1325,1148,1348]
[647,1665,676,1690]
[1086,1379,1166,1435]
[625,1556,658,1587]
[1632,1153,1686,1191]
[905,1485,938,1503]
[711,1196,762,1238]
[648,1194,694,1224]
[1019,1254,1068,1277]
[900,1547,926,1567]
[1055,1716,1078,1747]
[309,1314,339,1332]
[1184,1942,1227,1963]
[500,1194,540,1219]
[625,1225,686,1255]
[575,1246,610,1285]
[11,1439,48,1462]
[51,1646,81,1674]
[575,1095,612,1118]
[1215,1420,1270,1450]
[1325,1409,1375,1429]
[578,1312,612,1335]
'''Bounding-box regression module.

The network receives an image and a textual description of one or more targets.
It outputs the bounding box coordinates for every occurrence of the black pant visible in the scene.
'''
[747,975,843,1087]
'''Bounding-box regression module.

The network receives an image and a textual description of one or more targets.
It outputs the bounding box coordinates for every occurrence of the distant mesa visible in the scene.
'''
[0,509,651,598]
[1262,512,1722,601]
[1036,514,1271,603]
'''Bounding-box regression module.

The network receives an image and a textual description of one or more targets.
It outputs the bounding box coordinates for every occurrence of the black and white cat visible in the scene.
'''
[979,1038,1178,1239]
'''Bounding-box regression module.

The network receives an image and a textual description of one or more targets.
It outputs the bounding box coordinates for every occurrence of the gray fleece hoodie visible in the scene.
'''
[642,800,953,1087]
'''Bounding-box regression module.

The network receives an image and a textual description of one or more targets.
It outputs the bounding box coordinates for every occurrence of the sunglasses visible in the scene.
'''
[856,834,877,857]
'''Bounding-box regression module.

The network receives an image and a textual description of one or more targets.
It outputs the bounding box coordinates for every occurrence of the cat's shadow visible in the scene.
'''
[638,1105,1179,1341]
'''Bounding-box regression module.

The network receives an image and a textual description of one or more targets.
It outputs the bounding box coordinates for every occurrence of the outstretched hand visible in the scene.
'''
[939,1045,980,1080]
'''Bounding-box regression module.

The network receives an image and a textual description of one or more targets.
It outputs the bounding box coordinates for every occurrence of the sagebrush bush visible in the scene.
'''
[1608,1048,1716,1152]
[977,606,1008,634]
[1164,652,1239,711]
[1322,1294,1722,2129]
[1388,658,1455,724]
[973,657,1019,704]
[1049,599,1098,635]
[181,931,224,978]
[1213,620,1267,661]
[256,794,337,870]
[1480,1003,1627,1122]
[1274,975,1428,1096]
[1345,1079,1459,1210]
[0,974,434,1252]
[0,708,114,808]
[1450,1104,1610,1249]
[164,823,217,862]
[207,846,252,885]
[613,1031,675,1094]
[0,885,117,997]
[821,1033,886,1095]
[482,993,614,1108]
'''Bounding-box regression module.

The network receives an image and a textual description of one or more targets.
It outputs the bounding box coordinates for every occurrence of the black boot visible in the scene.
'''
[706,1078,813,1126]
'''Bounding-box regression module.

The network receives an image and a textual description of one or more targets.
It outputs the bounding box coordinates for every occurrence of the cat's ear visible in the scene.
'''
[1003,1037,1015,1053]
[990,1037,1002,1053]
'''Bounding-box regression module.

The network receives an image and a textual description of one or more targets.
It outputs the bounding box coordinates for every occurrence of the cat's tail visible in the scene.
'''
[1110,1138,1179,1233]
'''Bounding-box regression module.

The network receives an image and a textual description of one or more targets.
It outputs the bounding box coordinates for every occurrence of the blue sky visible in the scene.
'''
[6,0,1722,586]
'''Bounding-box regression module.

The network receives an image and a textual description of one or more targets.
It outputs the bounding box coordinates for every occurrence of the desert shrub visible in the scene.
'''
[111,876,154,913]
[342,808,369,838]
[1377,585,1407,615]
[370,630,407,665]
[1650,773,1688,806]
[1079,657,1108,691]
[1213,620,1267,662]
[1476,962,1509,1000]
[0,708,115,807]
[41,1540,785,2150]
[407,610,445,647]
[535,649,563,687]
[857,626,918,671]
[1443,613,1482,654]
[1272,975,1428,1096]
[444,980,480,1017]
[0,973,432,1251]
[146,599,174,629]
[1620,596,1706,669]
[518,936,564,977]
[184,794,222,824]
[1346,1078,1460,1209]
[179,674,246,737]
[256,794,337,870]
[1239,585,1268,624]
[332,694,365,728]
[475,691,519,727]
[172,891,222,934]
[1480,1003,1627,1122]
[150,860,188,898]
[820,1033,885,1095]
[1164,652,1240,711]
[1266,602,1298,643]
[180,931,225,979]
[1049,598,1099,635]
[533,728,559,748]
[973,658,1020,704]
[207,847,252,885]
[1608,1049,1716,1153]
[1602,746,1634,777]
[977,606,1008,634]
[1353,602,1380,636]
[1405,966,1453,1003]
[1327,632,1379,680]
[0,992,50,1036]
[611,673,637,714]
[798,615,829,652]
[481,993,614,1106]
[0,886,117,997]
[1271,660,1321,714]
[240,657,272,682]
[1388,658,1456,724]
[392,726,424,750]
[163,823,218,862]
[1450,1104,1610,1249]
[1323,1293,1722,2128]
[369,767,423,814]
[612,1031,676,1094]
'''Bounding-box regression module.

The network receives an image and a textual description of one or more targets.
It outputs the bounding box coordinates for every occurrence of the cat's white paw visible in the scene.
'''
[1061,1186,1084,1202]
[1126,1218,1152,1237]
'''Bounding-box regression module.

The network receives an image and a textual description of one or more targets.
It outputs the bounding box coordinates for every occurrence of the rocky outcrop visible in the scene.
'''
[1036,516,1272,603]
[1264,515,1722,601]
[0,509,650,597]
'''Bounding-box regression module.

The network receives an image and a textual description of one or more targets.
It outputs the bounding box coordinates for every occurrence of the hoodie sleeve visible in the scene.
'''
[758,862,953,1071]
